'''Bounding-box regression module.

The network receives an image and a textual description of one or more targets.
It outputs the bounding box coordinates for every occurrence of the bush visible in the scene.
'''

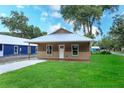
[100,51,111,55]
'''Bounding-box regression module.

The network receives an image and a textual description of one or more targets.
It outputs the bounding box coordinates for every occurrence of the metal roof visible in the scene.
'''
[29,33,93,43]
[49,28,73,34]
[0,34,37,46]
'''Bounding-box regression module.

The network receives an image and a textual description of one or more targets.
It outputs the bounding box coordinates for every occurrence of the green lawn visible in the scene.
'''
[0,54,124,88]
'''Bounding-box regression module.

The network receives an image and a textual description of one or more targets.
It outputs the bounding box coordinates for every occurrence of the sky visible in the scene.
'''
[0,5,124,40]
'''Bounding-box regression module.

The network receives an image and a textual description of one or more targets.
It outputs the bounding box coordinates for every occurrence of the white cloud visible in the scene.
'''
[51,11,62,18]
[40,12,48,21]
[16,5,24,8]
[48,23,61,34]
[0,13,6,17]
[76,26,100,37]
[41,12,48,17]
[91,26,100,36]
[49,5,61,18]
[49,5,60,11]
[33,6,42,11]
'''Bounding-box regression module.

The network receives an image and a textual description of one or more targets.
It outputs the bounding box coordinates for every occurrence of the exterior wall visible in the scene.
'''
[18,45,28,55]
[3,44,14,56]
[3,44,36,56]
[31,46,36,54]
[18,46,36,55]
[37,42,91,61]
[51,28,72,34]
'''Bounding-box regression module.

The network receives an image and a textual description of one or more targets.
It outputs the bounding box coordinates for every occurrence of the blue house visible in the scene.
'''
[0,34,37,57]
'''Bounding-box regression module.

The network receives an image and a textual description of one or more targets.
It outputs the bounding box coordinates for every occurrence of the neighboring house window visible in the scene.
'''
[0,44,2,51]
[46,45,52,54]
[14,46,18,54]
[71,44,79,56]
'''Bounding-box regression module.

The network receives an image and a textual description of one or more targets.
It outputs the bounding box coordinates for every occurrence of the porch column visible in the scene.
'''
[28,43,31,60]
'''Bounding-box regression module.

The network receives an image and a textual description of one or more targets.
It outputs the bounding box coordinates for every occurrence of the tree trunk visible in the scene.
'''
[89,24,92,35]
[83,25,86,35]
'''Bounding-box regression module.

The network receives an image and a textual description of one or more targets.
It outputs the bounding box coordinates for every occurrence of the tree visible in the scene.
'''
[26,25,47,39]
[109,14,124,49]
[0,11,29,38]
[98,35,113,51]
[60,5,118,38]
[0,11,47,39]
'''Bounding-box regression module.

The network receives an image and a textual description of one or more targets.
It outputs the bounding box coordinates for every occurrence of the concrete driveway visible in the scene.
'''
[111,52,124,56]
[0,59,46,74]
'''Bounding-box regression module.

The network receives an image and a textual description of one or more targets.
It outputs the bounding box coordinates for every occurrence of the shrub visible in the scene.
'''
[100,51,111,55]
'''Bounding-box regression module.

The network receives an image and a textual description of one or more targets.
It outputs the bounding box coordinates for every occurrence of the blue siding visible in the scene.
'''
[31,46,36,54]
[3,44,36,56]
[3,44,14,56]
[18,45,28,55]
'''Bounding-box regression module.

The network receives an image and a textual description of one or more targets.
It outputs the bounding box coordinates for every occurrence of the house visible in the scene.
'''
[0,34,37,57]
[29,28,92,61]
[91,46,100,53]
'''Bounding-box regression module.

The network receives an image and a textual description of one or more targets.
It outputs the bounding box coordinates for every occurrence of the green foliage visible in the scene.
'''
[0,32,12,36]
[0,11,28,34]
[26,25,47,39]
[61,5,118,38]
[0,11,47,39]
[100,51,111,55]
[109,14,124,48]
[0,55,124,88]
[98,35,113,50]
[84,33,95,39]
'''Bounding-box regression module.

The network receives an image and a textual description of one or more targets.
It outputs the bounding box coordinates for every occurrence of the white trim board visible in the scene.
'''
[71,44,79,56]
[0,44,3,57]
[14,46,18,55]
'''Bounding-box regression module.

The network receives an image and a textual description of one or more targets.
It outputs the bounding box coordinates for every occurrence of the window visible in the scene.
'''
[14,46,18,54]
[46,45,52,54]
[71,44,79,56]
[0,44,2,51]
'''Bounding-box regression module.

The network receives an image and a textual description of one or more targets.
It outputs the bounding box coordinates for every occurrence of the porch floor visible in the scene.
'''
[0,55,37,65]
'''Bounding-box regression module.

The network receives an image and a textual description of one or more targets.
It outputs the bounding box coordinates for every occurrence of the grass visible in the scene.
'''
[0,54,124,88]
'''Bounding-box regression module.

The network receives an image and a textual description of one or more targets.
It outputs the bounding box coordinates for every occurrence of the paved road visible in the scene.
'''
[0,59,46,74]
[111,52,124,56]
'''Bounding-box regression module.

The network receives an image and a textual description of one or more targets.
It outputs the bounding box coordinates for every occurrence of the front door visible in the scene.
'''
[59,45,65,59]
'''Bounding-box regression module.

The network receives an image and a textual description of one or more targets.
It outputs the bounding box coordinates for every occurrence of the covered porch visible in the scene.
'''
[37,42,91,61]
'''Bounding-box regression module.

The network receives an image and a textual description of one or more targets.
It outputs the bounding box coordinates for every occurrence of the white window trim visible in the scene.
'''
[71,44,79,56]
[14,46,18,55]
[46,44,53,55]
